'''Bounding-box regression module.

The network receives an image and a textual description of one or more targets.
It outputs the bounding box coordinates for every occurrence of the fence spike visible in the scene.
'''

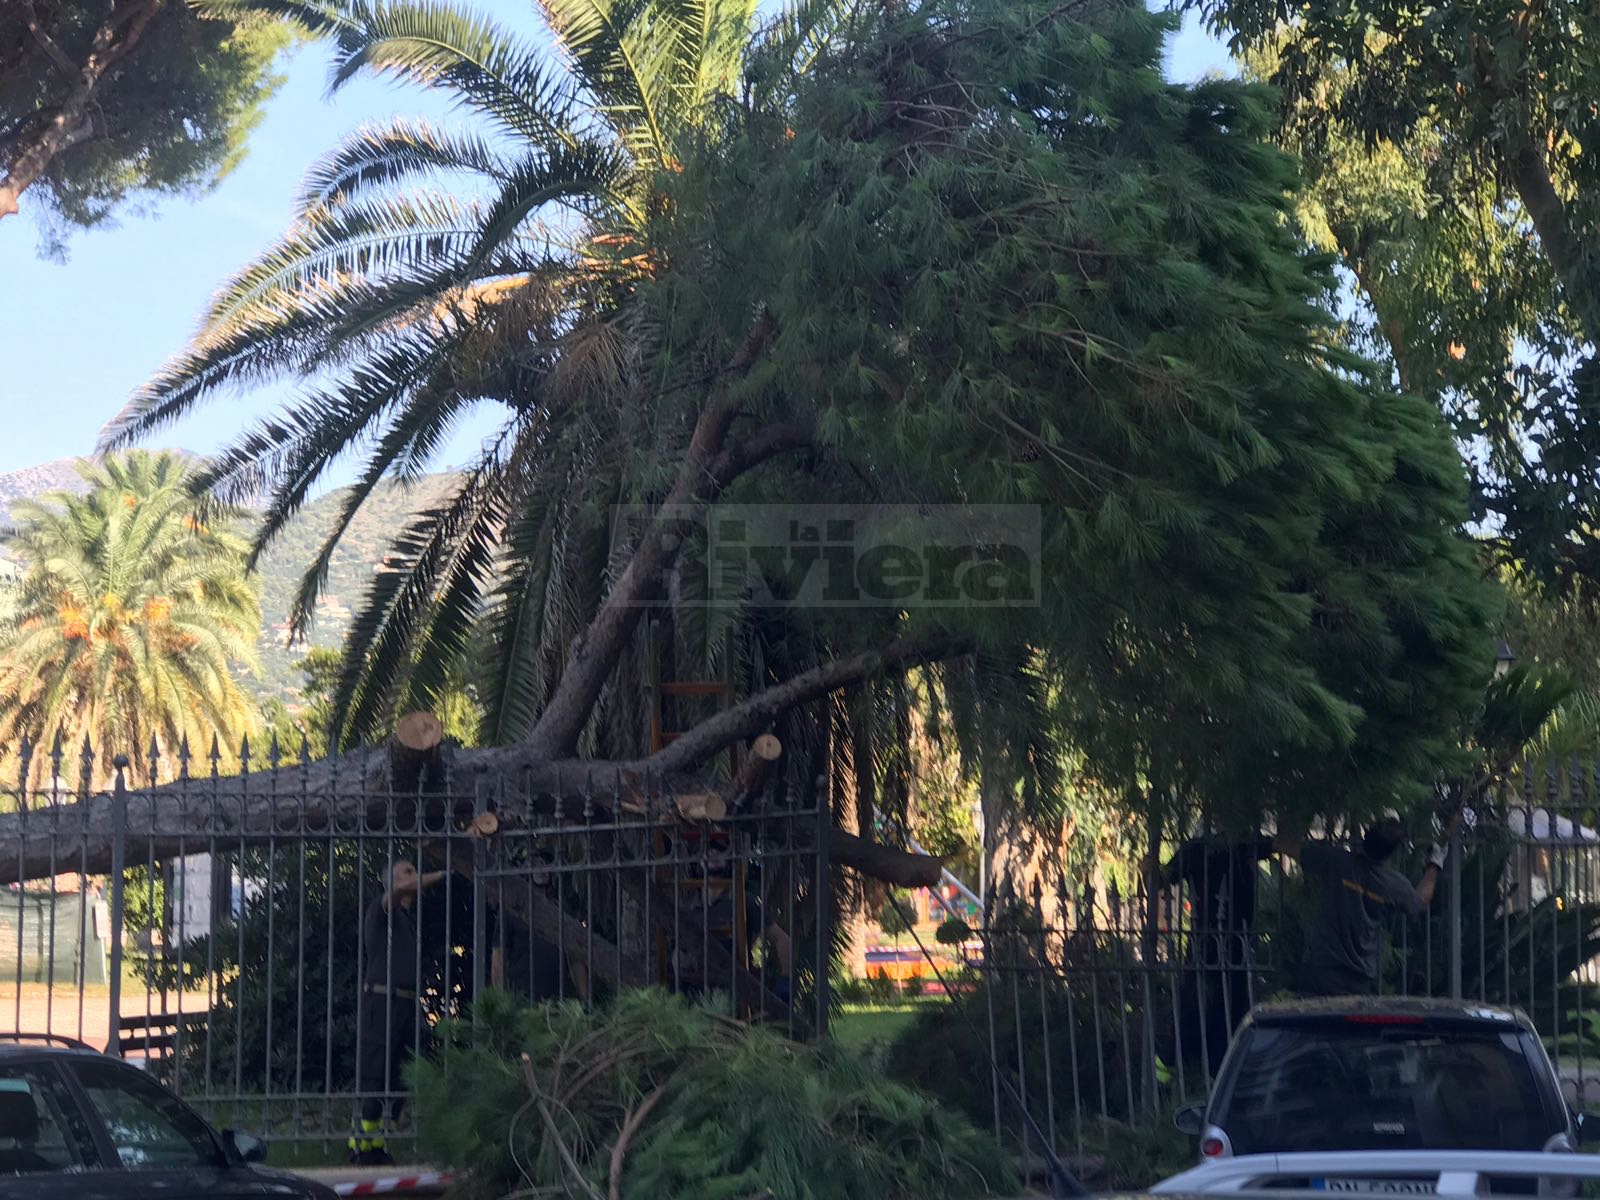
[17,734,32,795]
[239,734,252,772]
[49,728,64,777]
[268,731,281,769]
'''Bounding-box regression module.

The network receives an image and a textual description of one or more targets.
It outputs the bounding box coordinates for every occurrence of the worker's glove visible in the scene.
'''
[1426,842,1449,871]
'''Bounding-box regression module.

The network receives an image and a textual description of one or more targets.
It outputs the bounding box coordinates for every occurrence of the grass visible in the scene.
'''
[264,1135,419,1171]
[180,1097,419,1170]
[831,1002,930,1048]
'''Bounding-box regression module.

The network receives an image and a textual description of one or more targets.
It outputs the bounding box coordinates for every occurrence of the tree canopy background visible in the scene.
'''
[1,0,289,255]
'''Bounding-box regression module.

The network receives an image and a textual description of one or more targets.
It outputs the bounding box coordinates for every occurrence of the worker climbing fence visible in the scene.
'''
[904,759,1600,1179]
[0,735,827,1154]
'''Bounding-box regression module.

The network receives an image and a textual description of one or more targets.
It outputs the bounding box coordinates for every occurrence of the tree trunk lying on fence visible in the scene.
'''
[0,738,941,889]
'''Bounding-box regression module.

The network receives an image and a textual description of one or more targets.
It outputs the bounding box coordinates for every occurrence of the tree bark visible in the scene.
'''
[646,632,968,775]
[388,710,445,793]
[523,313,779,760]
[723,732,782,810]
[0,0,161,218]
[1507,142,1600,341]
[830,829,944,887]
[0,742,944,890]
[437,839,647,991]
[1467,37,1600,343]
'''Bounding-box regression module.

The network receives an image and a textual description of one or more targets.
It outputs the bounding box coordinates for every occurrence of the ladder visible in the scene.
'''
[647,622,749,993]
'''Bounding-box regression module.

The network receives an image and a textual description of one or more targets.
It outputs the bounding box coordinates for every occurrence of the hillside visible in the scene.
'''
[252,475,458,705]
[0,457,93,523]
[0,456,458,705]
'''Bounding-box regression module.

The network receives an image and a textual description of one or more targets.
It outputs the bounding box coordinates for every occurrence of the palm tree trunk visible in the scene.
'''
[525,314,779,759]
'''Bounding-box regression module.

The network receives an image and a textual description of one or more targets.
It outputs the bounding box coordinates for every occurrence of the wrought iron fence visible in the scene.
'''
[9,736,1600,1171]
[911,761,1600,1177]
[0,737,828,1155]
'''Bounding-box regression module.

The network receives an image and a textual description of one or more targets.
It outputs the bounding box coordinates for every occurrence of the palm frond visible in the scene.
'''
[331,464,507,746]
[297,119,516,214]
[756,0,864,89]
[533,0,700,166]
[282,355,482,638]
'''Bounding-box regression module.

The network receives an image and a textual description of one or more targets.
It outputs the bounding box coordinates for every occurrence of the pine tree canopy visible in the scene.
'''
[0,1,290,254]
[103,0,1496,833]
[635,0,1495,823]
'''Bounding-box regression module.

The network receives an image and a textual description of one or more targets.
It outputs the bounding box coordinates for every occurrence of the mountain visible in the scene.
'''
[252,474,458,706]
[0,457,92,523]
[0,455,458,707]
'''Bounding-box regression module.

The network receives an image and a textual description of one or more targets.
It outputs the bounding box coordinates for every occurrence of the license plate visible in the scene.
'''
[1314,1179,1437,1194]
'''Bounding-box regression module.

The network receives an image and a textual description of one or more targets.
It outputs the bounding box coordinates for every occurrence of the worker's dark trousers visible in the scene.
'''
[1172,934,1254,1075]
[357,988,421,1125]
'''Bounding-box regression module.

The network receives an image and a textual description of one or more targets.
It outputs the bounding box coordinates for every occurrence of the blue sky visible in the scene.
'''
[0,9,1232,483]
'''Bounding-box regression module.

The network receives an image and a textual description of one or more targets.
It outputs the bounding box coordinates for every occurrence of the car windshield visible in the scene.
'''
[68,1059,222,1170]
[1215,1022,1559,1155]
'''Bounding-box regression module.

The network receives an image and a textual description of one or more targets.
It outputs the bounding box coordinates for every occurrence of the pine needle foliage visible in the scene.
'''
[637,0,1495,825]
[1,3,290,256]
[408,988,1015,1199]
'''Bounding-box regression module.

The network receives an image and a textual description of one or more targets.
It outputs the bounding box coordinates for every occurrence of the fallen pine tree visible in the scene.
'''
[408,989,1015,1200]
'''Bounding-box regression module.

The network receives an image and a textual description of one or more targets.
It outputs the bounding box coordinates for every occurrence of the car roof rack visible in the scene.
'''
[0,1031,97,1053]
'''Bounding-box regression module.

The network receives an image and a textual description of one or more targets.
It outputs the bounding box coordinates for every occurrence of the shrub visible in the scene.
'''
[877,892,915,938]
[864,969,900,1006]
[885,953,1159,1134]
[409,989,1015,1200]
[834,974,870,1005]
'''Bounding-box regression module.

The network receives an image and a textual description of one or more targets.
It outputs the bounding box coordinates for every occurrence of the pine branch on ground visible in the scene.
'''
[409,988,1016,1200]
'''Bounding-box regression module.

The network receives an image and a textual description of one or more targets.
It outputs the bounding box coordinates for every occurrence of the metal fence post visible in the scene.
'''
[107,756,129,1057]
[471,781,488,1027]
[1448,817,1463,1000]
[814,769,831,1040]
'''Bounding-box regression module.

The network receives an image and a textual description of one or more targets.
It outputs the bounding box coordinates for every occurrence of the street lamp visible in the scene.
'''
[1494,638,1517,678]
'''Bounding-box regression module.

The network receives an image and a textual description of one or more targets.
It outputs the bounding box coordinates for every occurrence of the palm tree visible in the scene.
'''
[101,0,859,750]
[0,452,261,790]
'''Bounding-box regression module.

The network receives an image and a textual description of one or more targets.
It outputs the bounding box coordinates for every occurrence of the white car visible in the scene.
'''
[1172,997,1592,1161]
[1155,1149,1600,1197]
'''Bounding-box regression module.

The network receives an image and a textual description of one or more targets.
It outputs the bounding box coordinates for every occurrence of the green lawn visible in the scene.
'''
[264,1135,418,1171]
[183,1098,418,1170]
[830,1004,925,1048]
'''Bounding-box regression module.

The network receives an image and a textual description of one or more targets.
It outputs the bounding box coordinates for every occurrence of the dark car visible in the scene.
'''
[0,1034,335,1199]
[1173,997,1598,1187]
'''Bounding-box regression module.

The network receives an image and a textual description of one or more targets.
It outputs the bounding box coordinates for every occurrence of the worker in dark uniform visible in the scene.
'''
[1152,830,1276,1073]
[349,860,445,1165]
[1278,812,1445,996]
